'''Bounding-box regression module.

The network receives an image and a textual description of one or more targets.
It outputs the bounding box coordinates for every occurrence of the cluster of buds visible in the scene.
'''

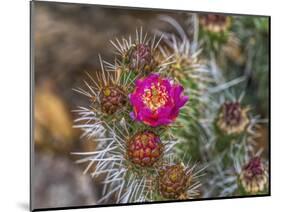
[239,157,268,194]
[74,28,204,203]
[217,101,250,135]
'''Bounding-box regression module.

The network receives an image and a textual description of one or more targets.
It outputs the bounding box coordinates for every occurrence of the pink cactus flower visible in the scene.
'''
[129,74,188,127]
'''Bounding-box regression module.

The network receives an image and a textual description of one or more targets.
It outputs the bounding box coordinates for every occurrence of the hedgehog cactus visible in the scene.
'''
[73,28,204,203]
[73,13,269,204]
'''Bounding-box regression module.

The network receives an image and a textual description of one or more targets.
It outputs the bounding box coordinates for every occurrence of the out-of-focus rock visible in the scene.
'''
[33,153,97,209]
[35,81,77,153]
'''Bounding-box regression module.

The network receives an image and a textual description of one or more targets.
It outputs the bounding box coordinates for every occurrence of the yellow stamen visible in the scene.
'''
[142,82,168,111]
